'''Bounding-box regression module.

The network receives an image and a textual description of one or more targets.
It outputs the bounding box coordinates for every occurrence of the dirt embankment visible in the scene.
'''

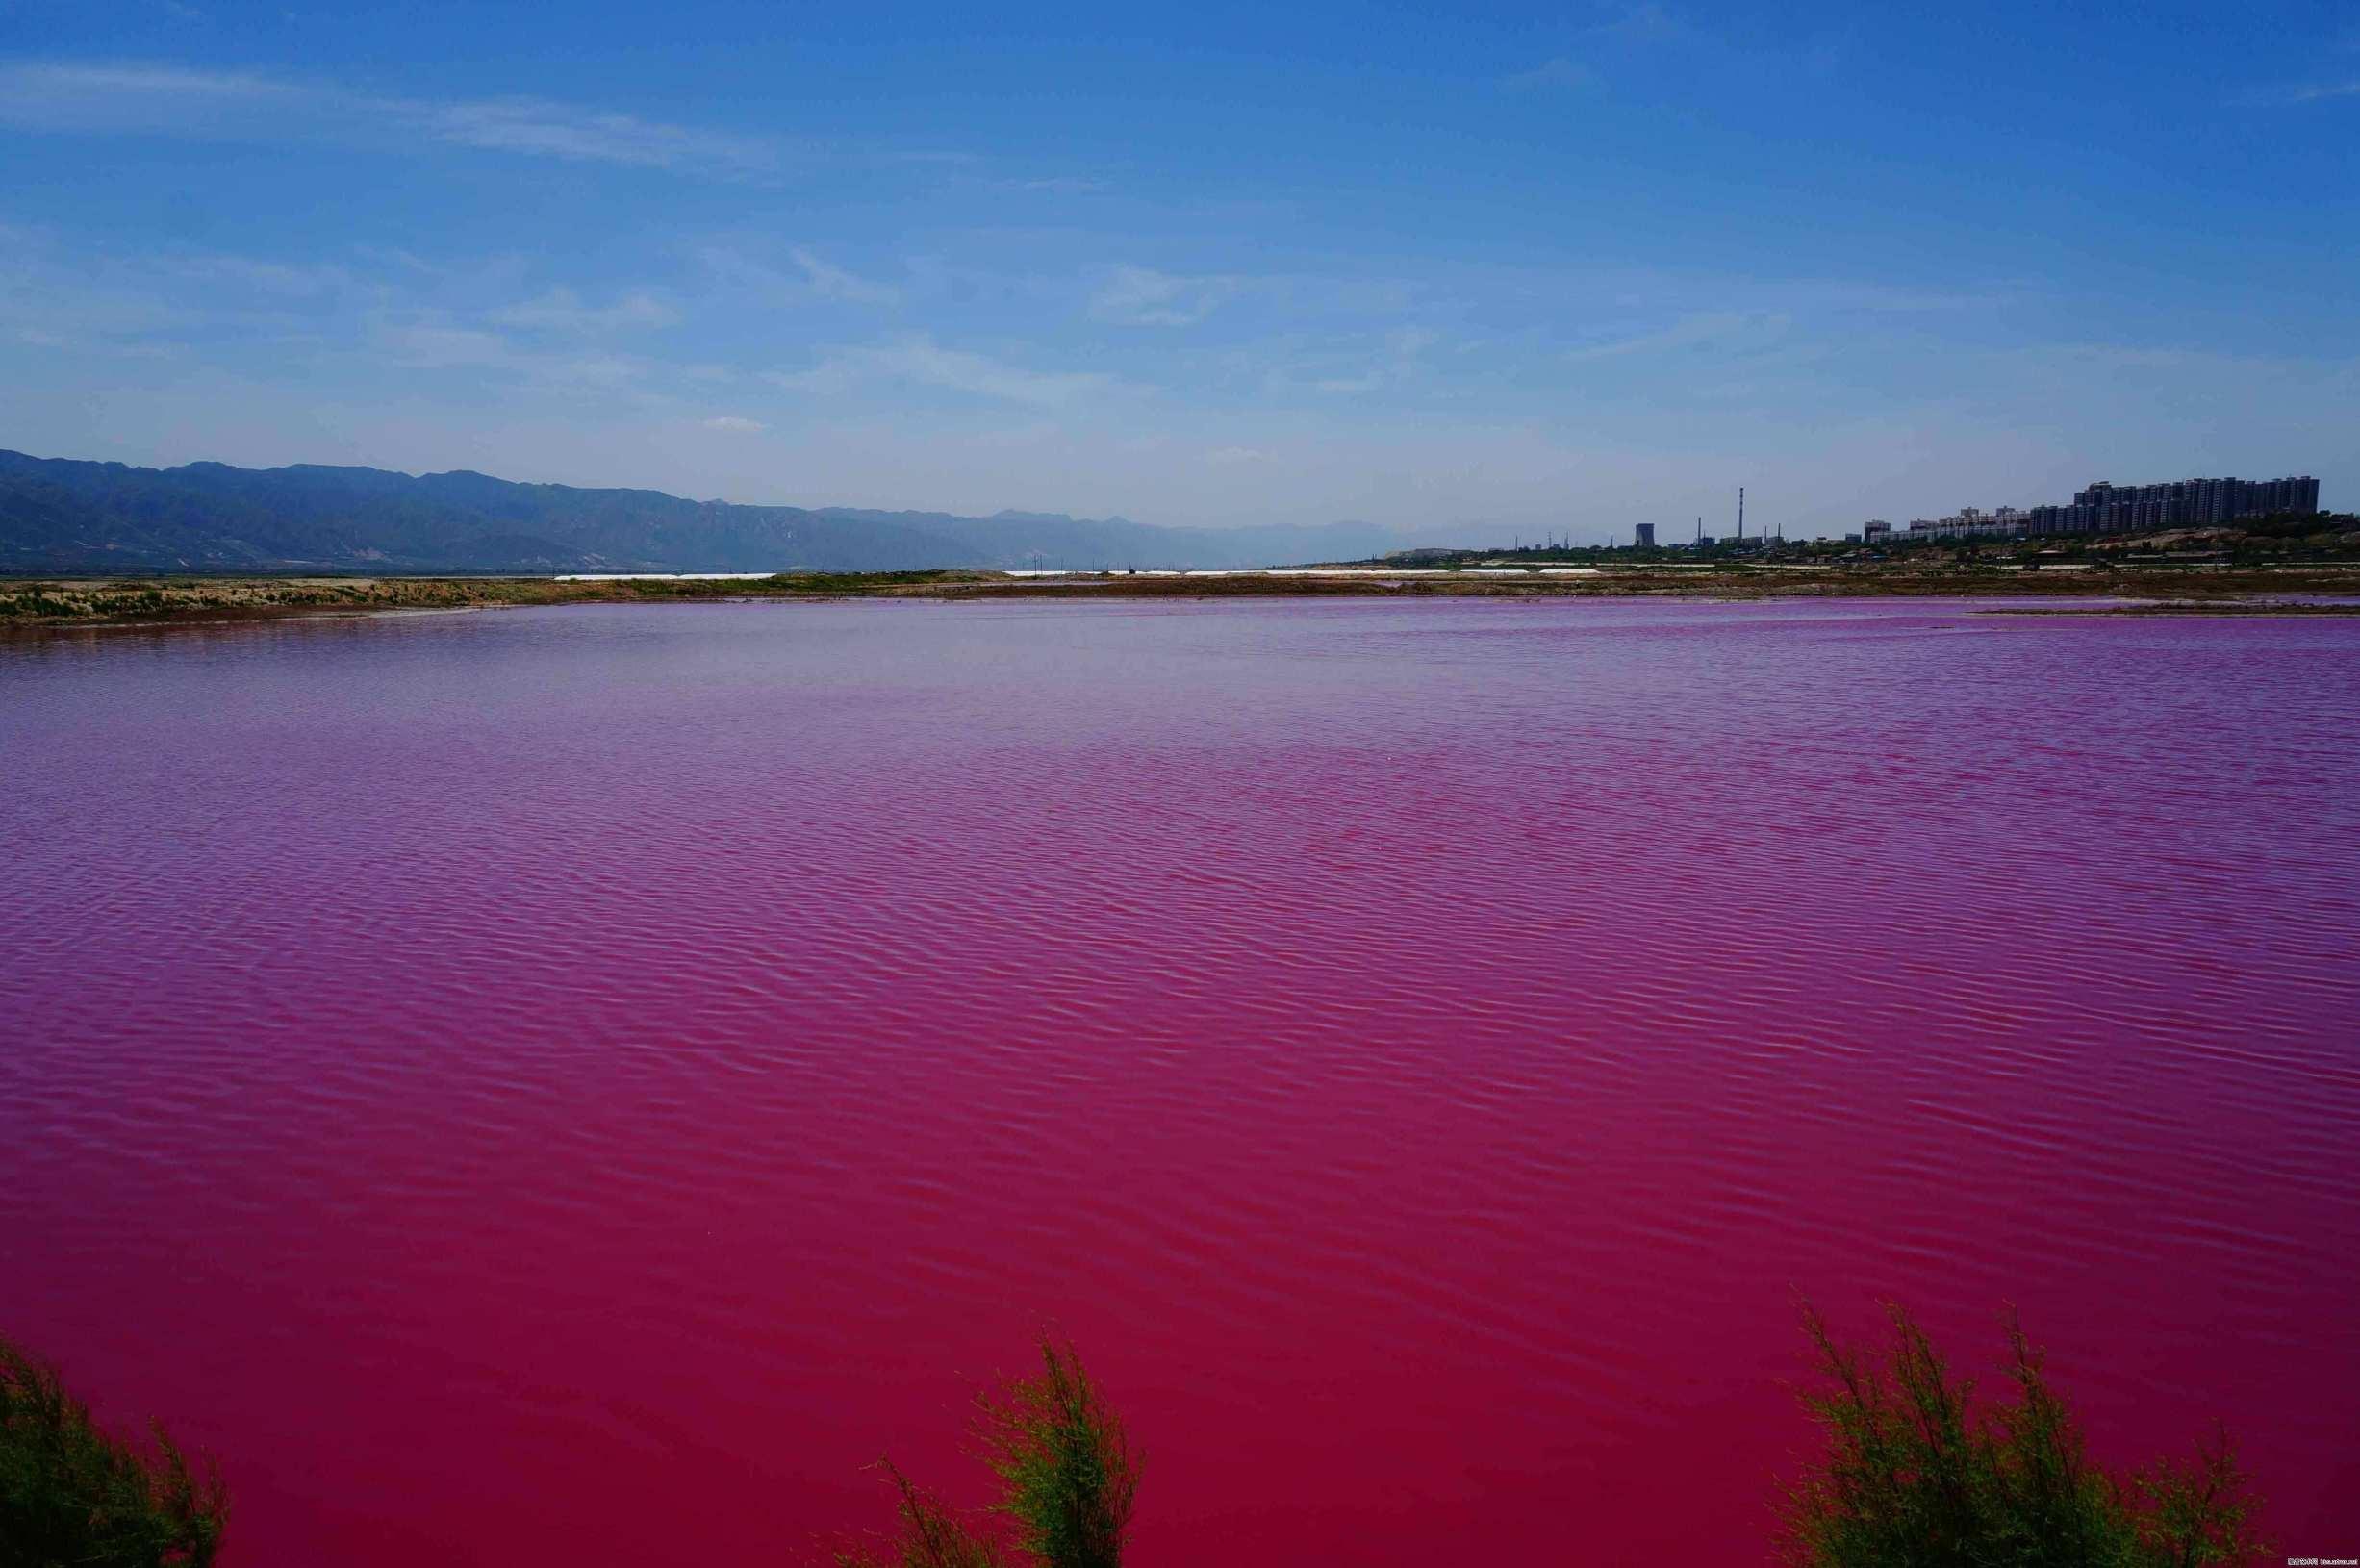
[4,562,2357,626]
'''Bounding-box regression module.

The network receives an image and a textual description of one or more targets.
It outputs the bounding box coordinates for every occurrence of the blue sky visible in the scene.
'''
[2,1,2354,539]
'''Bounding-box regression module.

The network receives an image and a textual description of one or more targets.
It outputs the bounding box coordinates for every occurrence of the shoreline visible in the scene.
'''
[5,566,2360,629]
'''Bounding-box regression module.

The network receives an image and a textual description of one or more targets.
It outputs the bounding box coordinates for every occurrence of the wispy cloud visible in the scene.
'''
[1508,7,1844,92]
[1000,175,1111,194]
[0,267,189,353]
[1589,3,1699,46]
[0,223,350,353]
[1564,311,1790,362]
[420,98,777,173]
[376,321,519,370]
[489,288,679,334]
[1090,266,1243,327]
[2001,340,2360,380]
[0,62,301,129]
[1311,326,1440,394]
[0,61,788,177]
[159,251,354,296]
[2252,78,2360,104]
[1506,57,1600,90]
[772,334,1129,407]
[697,244,901,307]
[1505,4,1695,88]
[788,247,901,306]
[371,315,645,390]
[703,415,767,433]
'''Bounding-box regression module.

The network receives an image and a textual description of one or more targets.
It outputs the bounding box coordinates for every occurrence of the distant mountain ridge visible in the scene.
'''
[0,449,1419,573]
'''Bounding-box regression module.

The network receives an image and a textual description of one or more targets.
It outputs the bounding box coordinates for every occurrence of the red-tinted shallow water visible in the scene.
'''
[4,599,2356,1564]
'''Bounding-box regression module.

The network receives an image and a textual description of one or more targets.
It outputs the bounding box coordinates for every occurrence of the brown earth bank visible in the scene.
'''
[4,563,2359,627]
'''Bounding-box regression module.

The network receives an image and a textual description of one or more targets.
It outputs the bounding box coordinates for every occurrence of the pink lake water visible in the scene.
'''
[3,597,2356,1564]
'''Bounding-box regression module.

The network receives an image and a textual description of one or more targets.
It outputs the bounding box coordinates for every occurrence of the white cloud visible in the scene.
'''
[376,322,519,370]
[0,62,301,131]
[0,232,195,349]
[1590,3,1697,46]
[0,61,787,178]
[788,247,901,306]
[1564,311,1790,362]
[5,214,2347,538]
[1306,325,1440,393]
[1090,266,1243,327]
[1507,57,1600,89]
[489,288,679,334]
[370,316,645,390]
[421,98,777,174]
[350,244,447,277]
[2258,78,2360,104]
[1504,1,1703,87]
[696,244,901,307]
[1001,175,1111,194]
[772,334,1129,407]
[161,252,352,296]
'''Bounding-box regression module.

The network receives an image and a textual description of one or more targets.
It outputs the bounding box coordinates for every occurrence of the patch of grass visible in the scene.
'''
[1782,1304,2265,1567]
[0,1333,227,1567]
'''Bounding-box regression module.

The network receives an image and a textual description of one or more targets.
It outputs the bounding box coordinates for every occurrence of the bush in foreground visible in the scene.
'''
[1783,1304,2265,1567]
[837,1337,1138,1568]
[0,1334,226,1568]
[4,1313,2270,1566]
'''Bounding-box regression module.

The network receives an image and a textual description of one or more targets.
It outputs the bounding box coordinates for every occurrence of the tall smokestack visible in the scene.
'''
[1738,486,1745,542]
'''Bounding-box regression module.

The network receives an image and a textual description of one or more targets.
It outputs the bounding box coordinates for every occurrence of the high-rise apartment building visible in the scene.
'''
[1898,475,2320,541]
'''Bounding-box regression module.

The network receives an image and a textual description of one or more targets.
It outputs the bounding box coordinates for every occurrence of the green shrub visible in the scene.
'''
[976,1339,1137,1568]
[834,1461,1011,1568]
[838,1337,1137,1568]
[1783,1304,2264,1567]
[0,1334,227,1568]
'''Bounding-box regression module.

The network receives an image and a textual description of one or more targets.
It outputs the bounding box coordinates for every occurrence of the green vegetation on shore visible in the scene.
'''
[1785,1305,2265,1566]
[3,1313,2271,1565]
[837,1338,1138,1568]
[0,570,1002,625]
[0,1335,225,1568]
[6,546,2360,628]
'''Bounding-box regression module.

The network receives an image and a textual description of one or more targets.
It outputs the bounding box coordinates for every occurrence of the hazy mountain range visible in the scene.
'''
[0,449,1431,573]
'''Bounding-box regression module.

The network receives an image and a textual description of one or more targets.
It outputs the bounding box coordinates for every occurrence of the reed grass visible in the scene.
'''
[0,1334,226,1568]
[836,1337,1136,1568]
[1782,1303,2265,1567]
